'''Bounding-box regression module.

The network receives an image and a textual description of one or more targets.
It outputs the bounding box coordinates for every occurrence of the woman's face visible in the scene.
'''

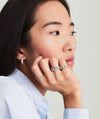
[25,0,76,70]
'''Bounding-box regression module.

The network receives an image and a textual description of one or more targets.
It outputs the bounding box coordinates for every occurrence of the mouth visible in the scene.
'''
[65,56,75,66]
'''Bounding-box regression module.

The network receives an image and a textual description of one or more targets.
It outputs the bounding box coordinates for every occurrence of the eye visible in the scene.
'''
[50,31,60,35]
[70,31,76,36]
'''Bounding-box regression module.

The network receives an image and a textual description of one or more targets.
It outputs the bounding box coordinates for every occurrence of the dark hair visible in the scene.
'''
[0,0,71,76]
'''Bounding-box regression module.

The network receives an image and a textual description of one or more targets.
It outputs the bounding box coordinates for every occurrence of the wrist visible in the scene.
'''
[63,91,83,108]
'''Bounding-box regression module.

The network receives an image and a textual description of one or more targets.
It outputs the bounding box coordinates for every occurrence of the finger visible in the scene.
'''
[39,58,54,81]
[31,56,44,79]
[33,56,43,65]
[49,57,62,79]
[31,56,48,85]
[59,58,70,74]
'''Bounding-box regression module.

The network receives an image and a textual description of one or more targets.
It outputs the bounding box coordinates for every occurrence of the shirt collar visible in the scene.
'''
[8,68,50,110]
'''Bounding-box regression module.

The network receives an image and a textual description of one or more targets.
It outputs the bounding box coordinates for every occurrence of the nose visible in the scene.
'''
[63,39,76,54]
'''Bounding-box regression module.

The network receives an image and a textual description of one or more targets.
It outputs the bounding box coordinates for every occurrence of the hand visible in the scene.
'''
[31,56,82,97]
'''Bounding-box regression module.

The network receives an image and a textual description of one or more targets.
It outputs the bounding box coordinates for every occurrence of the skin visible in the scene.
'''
[17,0,83,108]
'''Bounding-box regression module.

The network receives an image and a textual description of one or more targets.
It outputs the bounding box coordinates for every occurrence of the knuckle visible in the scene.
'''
[41,82,48,89]
[39,59,47,65]
[58,77,64,82]
[51,57,57,62]
[49,80,57,86]
[43,83,49,89]
[39,78,48,86]
[64,71,71,78]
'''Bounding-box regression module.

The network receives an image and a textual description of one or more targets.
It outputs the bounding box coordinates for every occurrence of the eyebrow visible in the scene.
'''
[41,21,75,28]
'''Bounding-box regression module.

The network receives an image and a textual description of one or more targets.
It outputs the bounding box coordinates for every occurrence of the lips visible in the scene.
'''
[66,56,75,66]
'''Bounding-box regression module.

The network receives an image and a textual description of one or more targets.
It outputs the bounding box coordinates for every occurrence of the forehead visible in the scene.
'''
[34,1,71,25]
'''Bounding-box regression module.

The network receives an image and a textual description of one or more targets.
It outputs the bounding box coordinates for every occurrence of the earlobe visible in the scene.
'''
[16,53,26,60]
[16,47,26,60]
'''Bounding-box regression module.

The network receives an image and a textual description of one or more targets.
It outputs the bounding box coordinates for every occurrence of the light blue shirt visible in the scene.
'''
[0,68,89,119]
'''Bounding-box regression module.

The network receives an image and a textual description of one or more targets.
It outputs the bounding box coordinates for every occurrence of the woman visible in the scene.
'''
[0,0,89,119]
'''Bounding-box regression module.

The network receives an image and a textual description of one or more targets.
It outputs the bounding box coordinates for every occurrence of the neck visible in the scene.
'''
[17,63,47,96]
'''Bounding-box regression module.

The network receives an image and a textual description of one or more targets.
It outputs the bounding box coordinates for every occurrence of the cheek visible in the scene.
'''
[40,46,57,58]
[32,38,60,58]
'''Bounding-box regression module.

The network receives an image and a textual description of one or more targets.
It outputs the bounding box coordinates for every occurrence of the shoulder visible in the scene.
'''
[0,75,29,105]
[0,75,19,88]
[0,76,23,98]
[0,76,41,119]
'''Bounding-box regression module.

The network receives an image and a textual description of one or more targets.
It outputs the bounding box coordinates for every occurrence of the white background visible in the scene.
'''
[0,0,100,119]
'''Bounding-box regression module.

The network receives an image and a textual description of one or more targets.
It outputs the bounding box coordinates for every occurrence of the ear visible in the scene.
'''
[16,47,26,61]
